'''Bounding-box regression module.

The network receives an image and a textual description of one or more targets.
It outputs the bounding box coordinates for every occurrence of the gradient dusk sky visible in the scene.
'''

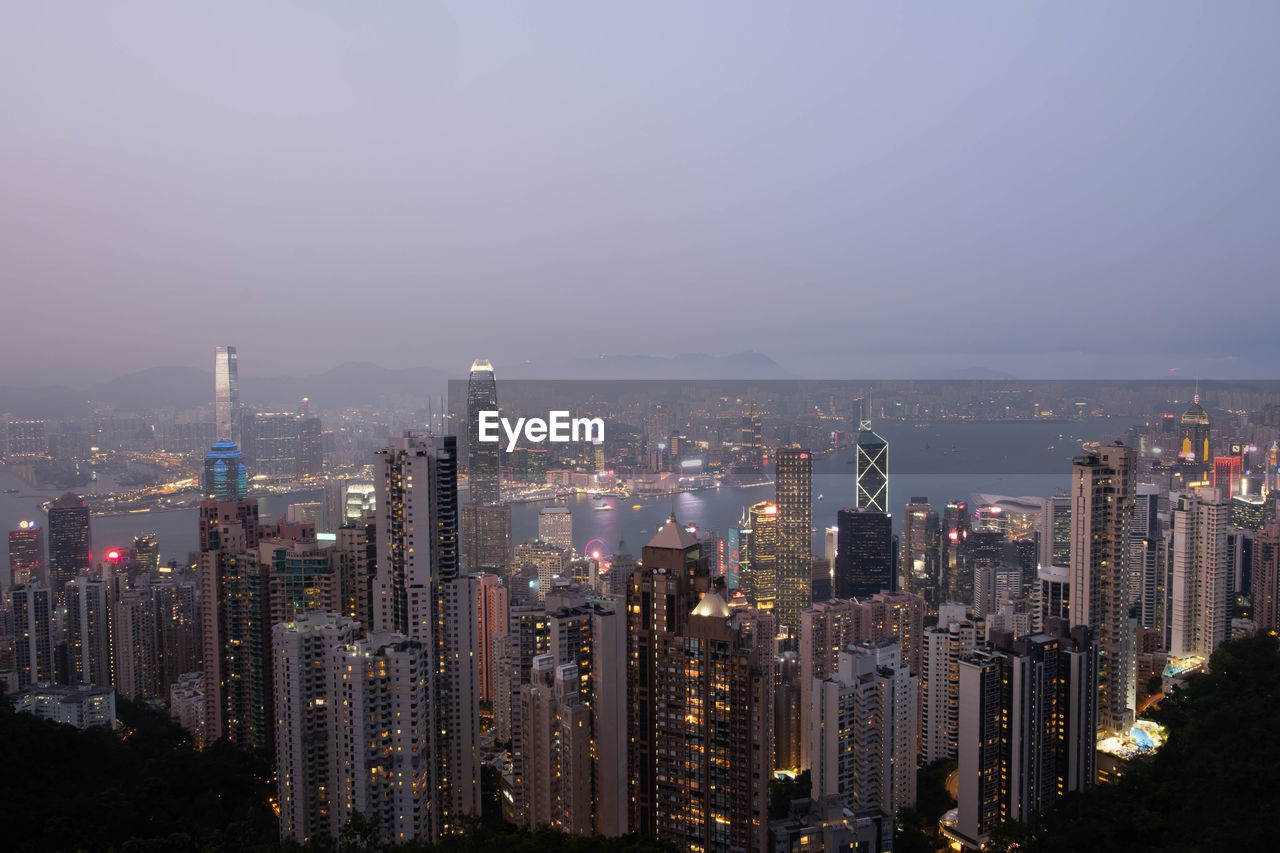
[2,2,1278,383]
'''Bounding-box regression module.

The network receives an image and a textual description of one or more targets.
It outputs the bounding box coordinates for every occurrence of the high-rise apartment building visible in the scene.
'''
[1070,445,1136,733]
[476,573,508,706]
[66,575,112,687]
[373,434,478,837]
[921,613,980,764]
[11,582,55,688]
[467,360,501,504]
[537,505,574,550]
[1169,486,1229,659]
[9,521,45,587]
[1039,497,1071,569]
[460,502,512,574]
[1254,520,1280,635]
[774,448,813,634]
[810,641,917,818]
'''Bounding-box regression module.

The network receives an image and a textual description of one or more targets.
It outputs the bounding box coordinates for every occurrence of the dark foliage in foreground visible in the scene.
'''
[986,634,1280,853]
[0,694,673,853]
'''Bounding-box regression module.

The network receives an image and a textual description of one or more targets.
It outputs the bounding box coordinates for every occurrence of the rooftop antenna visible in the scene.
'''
[1194,377,1200,405]
[860,386,873,431]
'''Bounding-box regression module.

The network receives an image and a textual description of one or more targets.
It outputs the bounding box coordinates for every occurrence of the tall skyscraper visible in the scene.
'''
[855,425,889,512]
[1132,483,1163,631]
[1039,496,1071,569]
[460,502,512,574]
[834,507,894,599]
[373,434,478,838]
[66,576,112,686]
[11,582,56,688]
[941,500,973,604]
[774,447,813,634]
[921,610,979,764]
[9,521,46,587]
[476,573,508,706]
[537,505,574,550]
[203,441,249,500]
[1169,486,1229,659]
[746,501,778,610]
[47,492,90,601]
[467,360,501,505]
[1178,392,1211,464]
[214,345,241,446]
[901,499,939,602]
[1070,445,1136,733]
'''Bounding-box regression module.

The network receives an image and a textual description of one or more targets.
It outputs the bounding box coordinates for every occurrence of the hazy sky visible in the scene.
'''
[2,2,1278,384]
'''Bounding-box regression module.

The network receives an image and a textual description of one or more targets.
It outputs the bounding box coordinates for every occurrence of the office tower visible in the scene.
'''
[476,573,508,706]
[901,499,939,602]
[198,495,267,750]
[739,401,764,478]
[1132,483,1161,617]
[296,414,323,479]
[203,441,249,500]
[274,613,431,845]
[373,434,478,837]
[746,501,777,609]
[1070,444,1136,733]
[9,521,45,587]
[1169,487,1229,659]
[973,564,1022,618]
[538,505,574,550]
[1255,520,1280,635]
[855,425,889,512]
[47,492,91,600]
[11,582,55,688]
[460,502,512,574]
[513,540,572,601]
[835,507,894,599]
[152,577,199,698]
[334,515,375,628]
[941,500,973,604]
[467,360,500,504]
[775,447,813,634]
[214,345,241,445]
[65,576,112,686]
[1179,393,1211,464]
[1036,564,1071,632]
[132,534,160,574]
[921,613,980,764]
[1034,497,1073,570]
[955,630,1098,849]
[113,588,159,700]
[1212,455,1241,501]
[811,641,917,818]
[251,413,304,483]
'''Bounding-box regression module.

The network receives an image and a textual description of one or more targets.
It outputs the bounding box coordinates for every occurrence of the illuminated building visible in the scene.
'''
[834,507,894,599]
[1035,564,1071,633]
[261,535,338,627]
[1254,520,1280,635]
[152,577,199,699]
[1070,445,1137,733]
[1039,496,1071,568]
[972,564,1022,618]
[1231,494,1266,532]
[1169,486,1229,659]
[941,500,972,605]
[921,611,979,764]
[273,613,430,846]
[774,447,813,633]
[132,533,160,574]
[12,683,115,730]
[900,499,938,603]
[5,418,49,460]
[1178,392,1210,464]
[1131,483,1160,617]
[47,492,91,601]
[476,573,508,705]
[66,575,111,687]
[855,425,888,512]
[9,520,45,586]
[513,540,572,601]
[627,516,775,852]
[537,505,574,550]
[11,582,55,688]
[373,434,478,837]
[726,510,751,591]
[954,629,1097,849]
[203,441,249,500]
[747,500,778,610]
[113,588,159,701]
[214,345,241,446]
[775,651,802,771]
[467,359,501,504]
[810,641,917,818]
[1213,455,1241,500]
[333,514,375,627]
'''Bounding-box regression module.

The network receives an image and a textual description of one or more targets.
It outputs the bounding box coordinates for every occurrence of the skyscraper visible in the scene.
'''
[203,441,249,500]
[1178,392,1211,464]
[460,502,512,574]
[214,345,241,446]
[855,425,889,512]
[1070,445,1136,733]
[47,492,90,601]
[834,507,894,599]
[467,360,500,505]
[1132,483,1162,630]
[774,447,813,634]
[537,505,574,550]
[476,572,508,706]
[1169,486,1229,659]
[921,610,979,764]
[901,499,939,602]
[11,582,56,688]
[373,434,478,837]
[1039,496,1071,569]
[9,521,45,587]
[746,501,778,611]
[66,576,112,686]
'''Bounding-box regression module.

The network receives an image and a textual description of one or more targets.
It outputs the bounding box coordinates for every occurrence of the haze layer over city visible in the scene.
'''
[2,4,1280,853]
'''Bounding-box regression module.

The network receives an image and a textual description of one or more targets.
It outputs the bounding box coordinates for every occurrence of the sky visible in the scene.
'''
[2,2,1279,384]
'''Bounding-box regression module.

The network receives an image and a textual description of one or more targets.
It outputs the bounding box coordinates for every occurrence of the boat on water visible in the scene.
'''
[593,500,613,511]
[632,504,642,510]
[2,488,19,495]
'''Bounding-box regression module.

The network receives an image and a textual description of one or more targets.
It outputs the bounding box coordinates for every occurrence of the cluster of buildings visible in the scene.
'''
[6,351,1280,852]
